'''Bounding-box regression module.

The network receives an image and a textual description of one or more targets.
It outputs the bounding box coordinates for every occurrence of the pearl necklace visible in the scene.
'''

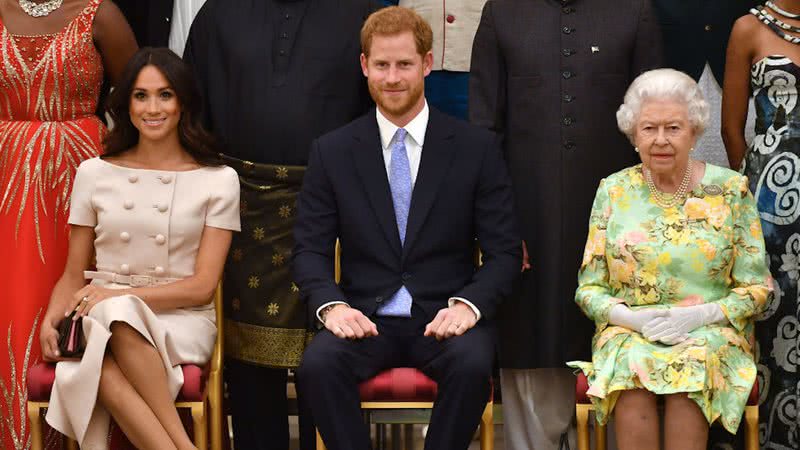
[767,1,800,19]
[644,160,693,209]
[18,0,64,17]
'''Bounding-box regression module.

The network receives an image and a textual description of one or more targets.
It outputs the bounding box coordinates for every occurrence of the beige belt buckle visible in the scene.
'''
[129,275,152,287]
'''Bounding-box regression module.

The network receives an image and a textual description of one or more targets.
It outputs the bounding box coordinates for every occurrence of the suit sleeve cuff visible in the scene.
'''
[316,301,349,323]
[448,297,481,321]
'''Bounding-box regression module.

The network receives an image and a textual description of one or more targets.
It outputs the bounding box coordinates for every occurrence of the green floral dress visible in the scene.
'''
[567,163,772,433]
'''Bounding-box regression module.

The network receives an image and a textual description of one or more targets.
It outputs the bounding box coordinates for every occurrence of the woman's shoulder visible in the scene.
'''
[76,156,106,174]
[195,164,239,190]
[601,164,644,188]
[702,163,749,195]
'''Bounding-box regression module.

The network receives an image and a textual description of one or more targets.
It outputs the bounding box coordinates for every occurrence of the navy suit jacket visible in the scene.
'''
[292,107,521,324]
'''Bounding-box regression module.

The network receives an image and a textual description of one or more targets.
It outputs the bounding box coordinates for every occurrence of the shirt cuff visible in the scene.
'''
[448,297,481,321]
[316,301,349,323]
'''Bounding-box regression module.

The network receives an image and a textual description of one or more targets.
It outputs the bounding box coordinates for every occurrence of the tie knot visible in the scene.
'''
[394,128,407,145]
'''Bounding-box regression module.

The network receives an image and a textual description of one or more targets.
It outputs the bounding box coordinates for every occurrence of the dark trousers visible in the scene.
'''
[297,307,494,450]
[227,360,316,450]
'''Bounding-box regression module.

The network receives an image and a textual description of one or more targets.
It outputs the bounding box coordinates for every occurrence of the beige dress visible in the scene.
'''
[45,157,240,449]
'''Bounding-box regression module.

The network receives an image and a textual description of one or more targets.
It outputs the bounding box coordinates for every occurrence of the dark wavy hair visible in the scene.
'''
[103,47,218,165]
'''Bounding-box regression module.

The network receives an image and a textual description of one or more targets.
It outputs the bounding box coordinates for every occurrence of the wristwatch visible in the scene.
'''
[320,303,345,324]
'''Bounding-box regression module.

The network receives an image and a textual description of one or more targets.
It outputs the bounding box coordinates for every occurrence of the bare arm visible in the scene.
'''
[92,0,138,86]
[40,225,95,360]
[72,226,233,315]
[721,17,756,171]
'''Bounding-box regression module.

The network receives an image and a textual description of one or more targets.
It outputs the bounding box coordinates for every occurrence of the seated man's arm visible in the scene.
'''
[451,133,521,321]
[292,140,347,316]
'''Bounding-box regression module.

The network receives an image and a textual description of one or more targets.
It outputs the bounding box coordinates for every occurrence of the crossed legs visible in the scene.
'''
[97,321,196,450]
[614,389,708,450]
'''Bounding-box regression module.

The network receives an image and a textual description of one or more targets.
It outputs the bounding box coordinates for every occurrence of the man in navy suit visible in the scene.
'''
[292,6,520,449]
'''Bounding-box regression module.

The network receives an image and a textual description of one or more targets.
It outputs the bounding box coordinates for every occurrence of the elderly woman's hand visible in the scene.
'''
[642,303,727,345]
[608,303,668,334]
[69,284,124,317]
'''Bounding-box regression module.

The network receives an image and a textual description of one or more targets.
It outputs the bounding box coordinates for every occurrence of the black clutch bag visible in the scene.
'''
[57,311,85,358]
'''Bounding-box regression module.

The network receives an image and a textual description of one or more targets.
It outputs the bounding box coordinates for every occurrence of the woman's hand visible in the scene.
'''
[39,318,61,361]
[70,284,123,317]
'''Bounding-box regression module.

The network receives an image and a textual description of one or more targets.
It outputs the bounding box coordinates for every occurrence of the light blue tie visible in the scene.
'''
[377,128,413,317]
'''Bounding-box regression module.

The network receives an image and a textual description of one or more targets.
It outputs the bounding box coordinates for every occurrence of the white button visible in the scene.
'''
[157,203,168,213]
[160,175,173,184]
[128,175,138,183]
[120,232,130,242]
[120,264,130,274]
[124,200,134,210]
[154,266,165,275]
[155,234,166,245]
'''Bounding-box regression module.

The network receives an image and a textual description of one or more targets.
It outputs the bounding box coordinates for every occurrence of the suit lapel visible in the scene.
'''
[403,110,457,260]
[351,113,403,257]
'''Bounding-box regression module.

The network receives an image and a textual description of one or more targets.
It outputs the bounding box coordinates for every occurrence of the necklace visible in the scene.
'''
[18,0,64,17]
[643,160,693,209]
[751,7,800,44]
[767,1,800,18]
[757,5,800,32]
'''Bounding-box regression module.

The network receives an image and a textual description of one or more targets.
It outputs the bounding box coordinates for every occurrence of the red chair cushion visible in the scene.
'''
[27,362,207,402]
[359,368,438,402]
[575,372,759,406]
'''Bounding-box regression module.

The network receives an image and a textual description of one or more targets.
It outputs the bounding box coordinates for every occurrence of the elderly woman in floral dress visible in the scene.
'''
[568,68,773,450]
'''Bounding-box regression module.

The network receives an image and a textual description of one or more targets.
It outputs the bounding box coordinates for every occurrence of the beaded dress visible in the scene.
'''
[0,1,105,448]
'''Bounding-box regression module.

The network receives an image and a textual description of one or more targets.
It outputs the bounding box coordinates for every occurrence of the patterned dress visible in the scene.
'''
[746,55,800,449]
[0,1,106,449]
[568,164,772,434]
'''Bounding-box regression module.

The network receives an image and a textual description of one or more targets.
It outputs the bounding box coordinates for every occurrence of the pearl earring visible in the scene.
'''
[634,147,640,153]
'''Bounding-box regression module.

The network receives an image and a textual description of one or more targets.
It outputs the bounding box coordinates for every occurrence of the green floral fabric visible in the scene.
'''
[568,163,772,433]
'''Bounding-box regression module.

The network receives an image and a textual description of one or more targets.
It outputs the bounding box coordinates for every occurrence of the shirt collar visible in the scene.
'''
[376,101,429,149]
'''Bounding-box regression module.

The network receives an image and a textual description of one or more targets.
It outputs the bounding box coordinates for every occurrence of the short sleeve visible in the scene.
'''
[205,166,241,231]
[68,159,97,227]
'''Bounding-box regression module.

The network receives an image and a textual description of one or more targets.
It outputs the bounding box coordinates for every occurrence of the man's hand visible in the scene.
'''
[424,302,478,341]
[521,240,531,272]
[324,305,379,339]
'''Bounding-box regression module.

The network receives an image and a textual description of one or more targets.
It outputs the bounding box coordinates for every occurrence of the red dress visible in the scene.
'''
[0,1,105,448]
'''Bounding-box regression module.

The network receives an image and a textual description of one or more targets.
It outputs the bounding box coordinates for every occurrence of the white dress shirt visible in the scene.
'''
[316,102,481,323]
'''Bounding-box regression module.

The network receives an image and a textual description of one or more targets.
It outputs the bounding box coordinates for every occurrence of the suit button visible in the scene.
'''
[446,14,455,23]
[402,273,411,281]
[704,24,712,31]
[562,48,574,57]
[562,7,574,14]
[563,94,574,102]
[375,296,384,303]
[562,26,573,34]
[562,70,573,79]
[564,141,576,150]
[563,116,574,126]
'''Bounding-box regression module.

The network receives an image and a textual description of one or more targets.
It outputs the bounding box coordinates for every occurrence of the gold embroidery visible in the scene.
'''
[252,227,265,241]
[278,204,292,219]
[224,320,312,368]
[240,199,248,213]
[267,302,280,316]
[276,167,289,180]
[247,275,260,289]
[231,248,243,262]
[271,253,285,267]
[290,282,299,293]
[1,309,41,450]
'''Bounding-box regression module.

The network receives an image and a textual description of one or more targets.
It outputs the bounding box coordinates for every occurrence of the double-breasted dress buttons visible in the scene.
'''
[154,266,165,275]
[128,175,138,183]
[120,231,131,242]
[124,200,134,210]
[120,264,130,274]
[155,234,166,245]
[561,2,577,150]
[157,204,168,213]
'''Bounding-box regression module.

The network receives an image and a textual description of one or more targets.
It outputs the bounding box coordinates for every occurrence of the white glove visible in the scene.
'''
[608,304,668,334]
[642,303,727,345]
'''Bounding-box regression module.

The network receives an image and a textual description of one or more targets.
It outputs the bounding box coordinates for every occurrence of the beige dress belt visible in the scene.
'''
[84,271,180,287]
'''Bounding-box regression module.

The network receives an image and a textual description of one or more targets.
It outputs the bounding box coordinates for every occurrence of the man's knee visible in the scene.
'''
[445,333,493,382]
[297,332,349,381]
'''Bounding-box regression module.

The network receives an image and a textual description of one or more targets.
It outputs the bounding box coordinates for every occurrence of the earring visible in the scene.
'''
[690,147,695,153]
[634,147,640,153]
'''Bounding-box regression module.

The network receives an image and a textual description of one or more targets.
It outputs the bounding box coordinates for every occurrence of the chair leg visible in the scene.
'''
[209,372,223,450]
[744,405,759,450]
[595,415,607,450]
[316,429,327,450]
[27,402,43,450]
[576,404,591,450]
[191,403,208,450]
[479,401,494,450]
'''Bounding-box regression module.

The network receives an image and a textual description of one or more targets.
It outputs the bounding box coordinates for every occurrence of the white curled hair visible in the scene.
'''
[616,68,709,144]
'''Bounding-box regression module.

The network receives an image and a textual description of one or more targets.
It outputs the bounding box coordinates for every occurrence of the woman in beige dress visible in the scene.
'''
[38,47,240,450]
